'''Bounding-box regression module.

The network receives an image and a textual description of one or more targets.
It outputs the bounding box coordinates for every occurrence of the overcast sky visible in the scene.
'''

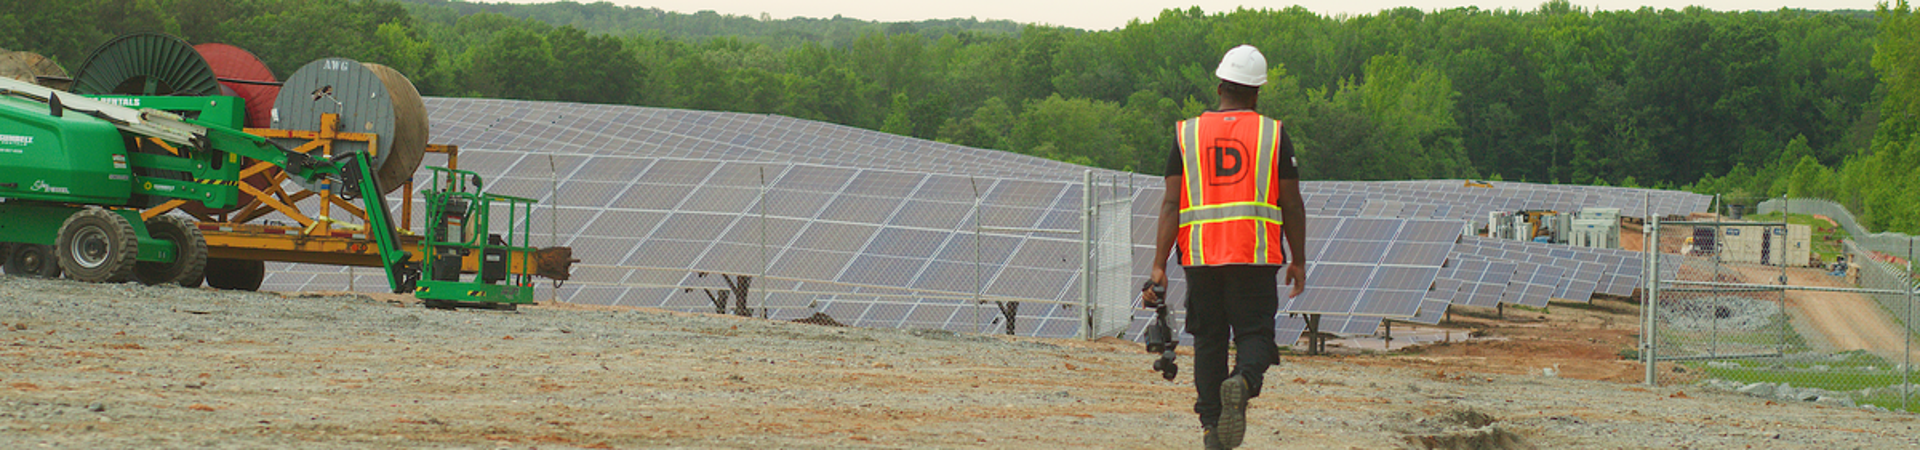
[484,0,1882,30]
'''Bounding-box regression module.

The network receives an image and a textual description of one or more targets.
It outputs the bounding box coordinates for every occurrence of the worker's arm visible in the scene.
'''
[1277,130,1306,298]
[1278,178,1306,298]
[1147,175,1181,306]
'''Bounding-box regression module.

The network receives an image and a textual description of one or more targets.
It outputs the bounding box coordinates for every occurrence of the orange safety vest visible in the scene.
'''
[1174,111,1286,267]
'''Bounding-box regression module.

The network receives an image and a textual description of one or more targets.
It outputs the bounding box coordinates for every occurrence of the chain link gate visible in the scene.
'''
[1644,217,1794,385]
[1081,170,1133,339]
[1646,202,1920,413]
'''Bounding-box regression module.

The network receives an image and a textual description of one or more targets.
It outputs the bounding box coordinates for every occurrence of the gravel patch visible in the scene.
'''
[0,275,1917,448]
[1659,295,1782,332]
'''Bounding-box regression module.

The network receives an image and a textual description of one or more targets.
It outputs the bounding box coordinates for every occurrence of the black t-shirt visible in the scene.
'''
[1164,120,1299,180]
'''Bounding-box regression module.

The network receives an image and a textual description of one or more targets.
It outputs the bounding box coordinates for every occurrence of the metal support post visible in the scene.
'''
[1778,195,1789,354]
[1081,170,1094,339]
[758,166,769,320]
[547,153,560,303]
[1645,213,1659,386]
[970,177,985,331]
[1384,321,1394,348]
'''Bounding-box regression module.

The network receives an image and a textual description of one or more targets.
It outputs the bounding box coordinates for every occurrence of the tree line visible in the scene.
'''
[2,0,1916,233]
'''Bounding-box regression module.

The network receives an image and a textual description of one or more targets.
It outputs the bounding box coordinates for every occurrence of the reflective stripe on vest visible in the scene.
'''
[1179,202,1286,224]
[1174,112,1285,267]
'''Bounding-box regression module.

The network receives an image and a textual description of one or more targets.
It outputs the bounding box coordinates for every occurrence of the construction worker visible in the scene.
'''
[1144,44,1307,450]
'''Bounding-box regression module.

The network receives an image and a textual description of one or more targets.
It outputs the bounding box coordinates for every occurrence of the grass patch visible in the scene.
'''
[1692,350,1900,391]
[1855,391,1920,412]
[1657,312,1810,353]
[1661,331,1799,349]
[1506,304,1549,314]
[1697,363,1908,392]
[1693,350,1920,412]
[1549,299,1636,315]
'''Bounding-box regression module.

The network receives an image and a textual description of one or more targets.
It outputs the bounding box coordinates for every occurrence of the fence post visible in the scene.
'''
[1645,213,1660,386]
[758,166,769,319]
[1080,170,1095,339]
[1779,195,1789,354]
[971,177,984,331]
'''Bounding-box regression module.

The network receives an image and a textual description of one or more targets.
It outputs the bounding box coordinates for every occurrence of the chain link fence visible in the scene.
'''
[1081,171,1135,339]
[265,157,1149,339]
[1647,199,1920,413]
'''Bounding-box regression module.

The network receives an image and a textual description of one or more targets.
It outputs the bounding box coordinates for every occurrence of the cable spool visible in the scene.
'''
[70,33,222,96]
[0,50,71,90]
[69,33,225,211]
[367,63,427,194]
[272,58,427,194]
[188,43,283,217]
[194,43,279,130]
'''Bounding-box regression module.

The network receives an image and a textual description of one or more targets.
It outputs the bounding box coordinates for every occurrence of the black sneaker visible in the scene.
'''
[1219,374,1249,448]
[1203,426,1226,450]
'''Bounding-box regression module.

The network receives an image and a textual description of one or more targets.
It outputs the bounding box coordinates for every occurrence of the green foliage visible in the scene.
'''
[879,93,915,136]
[0,0,104,66]
[1009,95,1145,169]
[394,0,1022,48]
[1298,54,1467,180]
[1860,1,1920,233]
[6,0,1915,229]
[461,24,555,99]
[225,0,415,74]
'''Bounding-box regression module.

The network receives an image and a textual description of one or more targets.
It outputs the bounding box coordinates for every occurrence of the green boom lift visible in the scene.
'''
[1,34,567,310]
[0,75,421,290]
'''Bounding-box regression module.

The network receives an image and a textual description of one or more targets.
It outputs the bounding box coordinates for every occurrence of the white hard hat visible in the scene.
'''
[1215,45,1267,87]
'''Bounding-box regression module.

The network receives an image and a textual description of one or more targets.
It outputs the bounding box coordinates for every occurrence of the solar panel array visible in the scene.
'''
[1276,315,1382,348]
[1314,180,1711,221]
[266,151,1115,336]
[426,98,1084,181]
[254,97,1710,344]
[1283,218,1458,318]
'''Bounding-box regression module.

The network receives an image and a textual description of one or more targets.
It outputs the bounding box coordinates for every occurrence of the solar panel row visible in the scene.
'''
[1309,180,1711,222]
[249,97,1707,343]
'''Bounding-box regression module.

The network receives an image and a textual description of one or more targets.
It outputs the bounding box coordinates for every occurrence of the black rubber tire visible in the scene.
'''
[135,215,206,286]
[4,244,62,278]
[204,257,264,291]
[56,207,139,283]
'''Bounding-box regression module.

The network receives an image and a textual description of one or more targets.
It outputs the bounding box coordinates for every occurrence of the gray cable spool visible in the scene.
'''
[271,58,426,194]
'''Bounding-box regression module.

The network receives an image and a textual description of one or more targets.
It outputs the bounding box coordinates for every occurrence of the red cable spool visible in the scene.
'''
[193,43,277,129]
[190,43,281,216]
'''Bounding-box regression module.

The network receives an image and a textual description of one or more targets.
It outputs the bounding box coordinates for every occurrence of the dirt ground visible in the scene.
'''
[1727,265,1920,365]
[1381,300,1647,384]
[1620,221,1644,252]
[3,277,1917,449]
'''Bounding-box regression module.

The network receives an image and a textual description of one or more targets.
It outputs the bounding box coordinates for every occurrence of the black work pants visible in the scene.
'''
[1183,265,1281,429]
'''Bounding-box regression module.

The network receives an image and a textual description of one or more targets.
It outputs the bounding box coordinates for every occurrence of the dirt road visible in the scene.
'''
[1730,265,1920,364]
[3,277,1917,448]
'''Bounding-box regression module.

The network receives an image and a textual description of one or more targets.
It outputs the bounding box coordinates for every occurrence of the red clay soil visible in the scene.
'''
[1354,298,1648,384]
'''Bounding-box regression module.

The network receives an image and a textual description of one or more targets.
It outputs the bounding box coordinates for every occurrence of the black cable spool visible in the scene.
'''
[68,33,225,209]
[69,33,222,96]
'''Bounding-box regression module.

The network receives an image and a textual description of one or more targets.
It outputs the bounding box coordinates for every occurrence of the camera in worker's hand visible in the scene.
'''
[1142,281,1178,381]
